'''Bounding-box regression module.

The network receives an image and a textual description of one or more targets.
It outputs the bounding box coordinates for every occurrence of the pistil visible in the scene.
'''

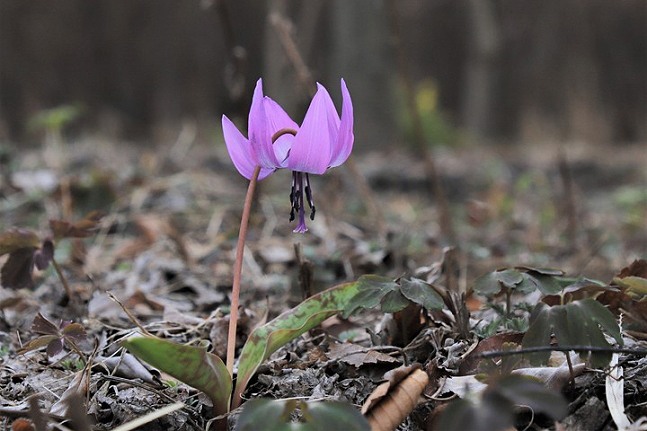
[290,171,316,233]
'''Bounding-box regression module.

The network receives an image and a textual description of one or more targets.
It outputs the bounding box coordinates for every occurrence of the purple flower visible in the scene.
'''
[222,79,354,233]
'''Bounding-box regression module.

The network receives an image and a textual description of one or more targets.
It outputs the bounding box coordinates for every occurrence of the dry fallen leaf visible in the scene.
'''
[361,364,429,431]
[326,342,401,368]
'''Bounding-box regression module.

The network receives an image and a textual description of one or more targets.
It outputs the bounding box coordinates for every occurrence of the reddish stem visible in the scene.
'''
[226,165,261,376]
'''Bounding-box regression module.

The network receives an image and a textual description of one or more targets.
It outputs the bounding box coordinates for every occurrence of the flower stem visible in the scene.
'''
[226,165,261,376]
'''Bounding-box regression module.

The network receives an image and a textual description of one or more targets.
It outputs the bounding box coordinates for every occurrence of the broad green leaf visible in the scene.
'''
[235,399,369,431]
[342,275,398,318]
[235,399,294,431]
[523,303,553,364]
[437,375,567,431]
[380,289,410,313]
[522,299,622,367]
[473,269,523,296]
[303,400,370,430]
[493,374,568,419]
[233,281,361,407]
[517,272,562,295]
[123,337,231,415]
[400,278,444,310]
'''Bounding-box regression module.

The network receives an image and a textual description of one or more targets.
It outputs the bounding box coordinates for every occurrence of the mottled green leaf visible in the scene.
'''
[400,278,444,310]
[123,337,231,415]
[234,281,361,407]
[342,275,398,318]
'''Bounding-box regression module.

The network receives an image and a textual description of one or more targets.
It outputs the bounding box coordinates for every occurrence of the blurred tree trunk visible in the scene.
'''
[461,0,500,142]
[330,0,395,149]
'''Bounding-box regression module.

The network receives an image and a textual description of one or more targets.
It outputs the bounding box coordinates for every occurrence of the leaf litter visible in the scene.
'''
[0,139,645,430]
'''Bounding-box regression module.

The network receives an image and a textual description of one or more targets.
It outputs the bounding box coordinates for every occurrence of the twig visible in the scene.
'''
[479,345,647,359]
[226,166,261,376]
[386,0,455,243]
[51,257,73,300]
[269,11,388,237]
[107,292,153,337]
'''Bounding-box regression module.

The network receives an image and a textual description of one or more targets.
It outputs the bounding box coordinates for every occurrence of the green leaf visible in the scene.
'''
[522,299,622,367]
[303,400,370,430]
[517,272,562,295]
[473,269,523,296]
[495,374,568,419]
[235,399,369,431]
[235,399,294,431]
[342,275,398,318]
[123,337,232,415]
[400,278,444,310]
[233,281,361,407]
[380,289,410,313]
[437,375,567,431]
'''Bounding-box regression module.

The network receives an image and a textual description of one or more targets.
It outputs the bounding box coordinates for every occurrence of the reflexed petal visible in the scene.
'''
[248,80,280,168]
[222,115,257,179]
[328,79,354,168]
[263,97,299,135]
[287,84,335,174]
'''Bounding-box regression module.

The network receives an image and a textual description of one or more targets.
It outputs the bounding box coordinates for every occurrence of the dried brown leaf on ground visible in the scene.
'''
[361,364,429,431]
[326,342,401,368]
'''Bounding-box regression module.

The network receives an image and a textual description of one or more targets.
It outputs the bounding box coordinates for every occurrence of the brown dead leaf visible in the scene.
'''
[49,370,90,417]
[459,332,524,375]
[617,259,647,279]
[362,364,429,431]
[326,342,401,368]
[49,210,104,240]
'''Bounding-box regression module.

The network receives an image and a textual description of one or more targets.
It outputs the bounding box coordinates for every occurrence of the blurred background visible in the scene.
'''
[1,0,645,149]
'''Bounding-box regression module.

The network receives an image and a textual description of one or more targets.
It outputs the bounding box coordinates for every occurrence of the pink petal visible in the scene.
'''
[248,79,280,169]
[287,84,335,174]
[328,79,354,168]
[263,97,299,135]
[222,115,274,180]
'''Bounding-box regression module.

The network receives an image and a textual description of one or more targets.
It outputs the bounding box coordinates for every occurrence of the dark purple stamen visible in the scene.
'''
[290,172,316,233]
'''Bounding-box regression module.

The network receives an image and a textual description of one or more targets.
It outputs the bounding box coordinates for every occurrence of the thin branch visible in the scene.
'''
[479,345,647,359]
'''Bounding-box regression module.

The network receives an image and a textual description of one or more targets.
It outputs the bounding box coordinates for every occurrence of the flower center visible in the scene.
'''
[289,171,316,233]
[270,128,315,233]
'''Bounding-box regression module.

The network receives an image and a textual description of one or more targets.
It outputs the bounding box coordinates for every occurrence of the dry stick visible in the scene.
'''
[270,12,388,237]
[226,165,261,376]
[386,0,456,243]
[51,257,73,300]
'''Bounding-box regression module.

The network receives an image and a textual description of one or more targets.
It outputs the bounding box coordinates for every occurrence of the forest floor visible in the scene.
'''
[0,137,645,430]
